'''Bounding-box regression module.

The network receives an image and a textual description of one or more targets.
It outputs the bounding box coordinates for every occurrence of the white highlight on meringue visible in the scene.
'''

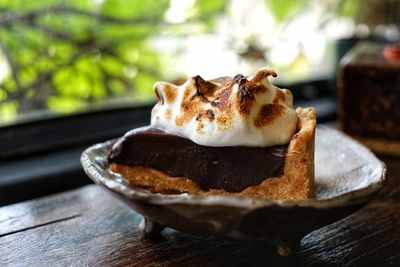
[151,69,298,147]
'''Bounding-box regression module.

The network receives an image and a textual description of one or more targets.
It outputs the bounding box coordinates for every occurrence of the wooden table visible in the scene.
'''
[1,156,399,266]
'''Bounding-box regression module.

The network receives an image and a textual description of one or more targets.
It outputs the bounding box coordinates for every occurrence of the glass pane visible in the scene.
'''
[1,0,397,126]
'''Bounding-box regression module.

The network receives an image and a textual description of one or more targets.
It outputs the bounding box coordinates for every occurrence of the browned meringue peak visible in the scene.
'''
[151,68,298,147]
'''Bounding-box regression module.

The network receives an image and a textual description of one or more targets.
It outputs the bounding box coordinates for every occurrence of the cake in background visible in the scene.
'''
[338,42,400,155]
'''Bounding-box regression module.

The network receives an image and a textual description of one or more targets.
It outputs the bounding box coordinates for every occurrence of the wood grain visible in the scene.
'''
[1,156,399,266]
[299,156,400,266]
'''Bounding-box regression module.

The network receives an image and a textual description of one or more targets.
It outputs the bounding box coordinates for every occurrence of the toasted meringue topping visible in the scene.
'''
[151,68,298,147]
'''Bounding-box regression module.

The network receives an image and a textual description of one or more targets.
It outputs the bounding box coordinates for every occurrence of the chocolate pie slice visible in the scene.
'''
[109,69,316,200]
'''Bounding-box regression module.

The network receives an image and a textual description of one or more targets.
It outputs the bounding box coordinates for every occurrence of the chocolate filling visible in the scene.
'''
[108,127,288,192]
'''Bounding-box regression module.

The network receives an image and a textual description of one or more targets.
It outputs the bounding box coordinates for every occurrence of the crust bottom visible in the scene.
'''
[110,107,316,200]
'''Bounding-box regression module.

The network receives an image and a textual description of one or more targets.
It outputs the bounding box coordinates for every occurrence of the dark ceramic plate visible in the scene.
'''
[81,127,386,254]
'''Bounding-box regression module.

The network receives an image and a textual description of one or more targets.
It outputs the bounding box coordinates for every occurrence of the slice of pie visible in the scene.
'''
[108,69,316,200]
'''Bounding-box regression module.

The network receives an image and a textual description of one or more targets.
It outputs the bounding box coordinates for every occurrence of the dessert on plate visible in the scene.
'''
[108,69,316,200]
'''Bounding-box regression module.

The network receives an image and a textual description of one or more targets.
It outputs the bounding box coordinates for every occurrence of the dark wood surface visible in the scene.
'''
[1,156,399,267]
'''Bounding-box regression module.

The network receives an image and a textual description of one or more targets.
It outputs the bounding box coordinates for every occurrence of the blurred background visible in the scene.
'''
[0,0,399,205]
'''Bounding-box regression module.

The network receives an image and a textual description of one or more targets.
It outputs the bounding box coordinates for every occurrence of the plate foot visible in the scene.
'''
[139,217,165,237]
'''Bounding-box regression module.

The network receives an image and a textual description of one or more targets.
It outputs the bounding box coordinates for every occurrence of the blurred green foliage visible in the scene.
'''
[0,0,362,125]
[0,0,226,124]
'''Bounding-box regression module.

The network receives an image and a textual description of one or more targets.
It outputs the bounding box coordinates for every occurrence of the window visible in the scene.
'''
[1,0,398,205]
[0,0,369,126]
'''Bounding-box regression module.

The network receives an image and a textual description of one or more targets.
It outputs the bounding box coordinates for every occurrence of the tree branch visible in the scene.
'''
[0,48,87,104]
[0,5,164,27]
[0,40,22,92]
[28,21,73,41]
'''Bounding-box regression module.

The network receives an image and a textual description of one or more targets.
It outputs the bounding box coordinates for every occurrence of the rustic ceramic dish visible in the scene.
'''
[81,127,386,255]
